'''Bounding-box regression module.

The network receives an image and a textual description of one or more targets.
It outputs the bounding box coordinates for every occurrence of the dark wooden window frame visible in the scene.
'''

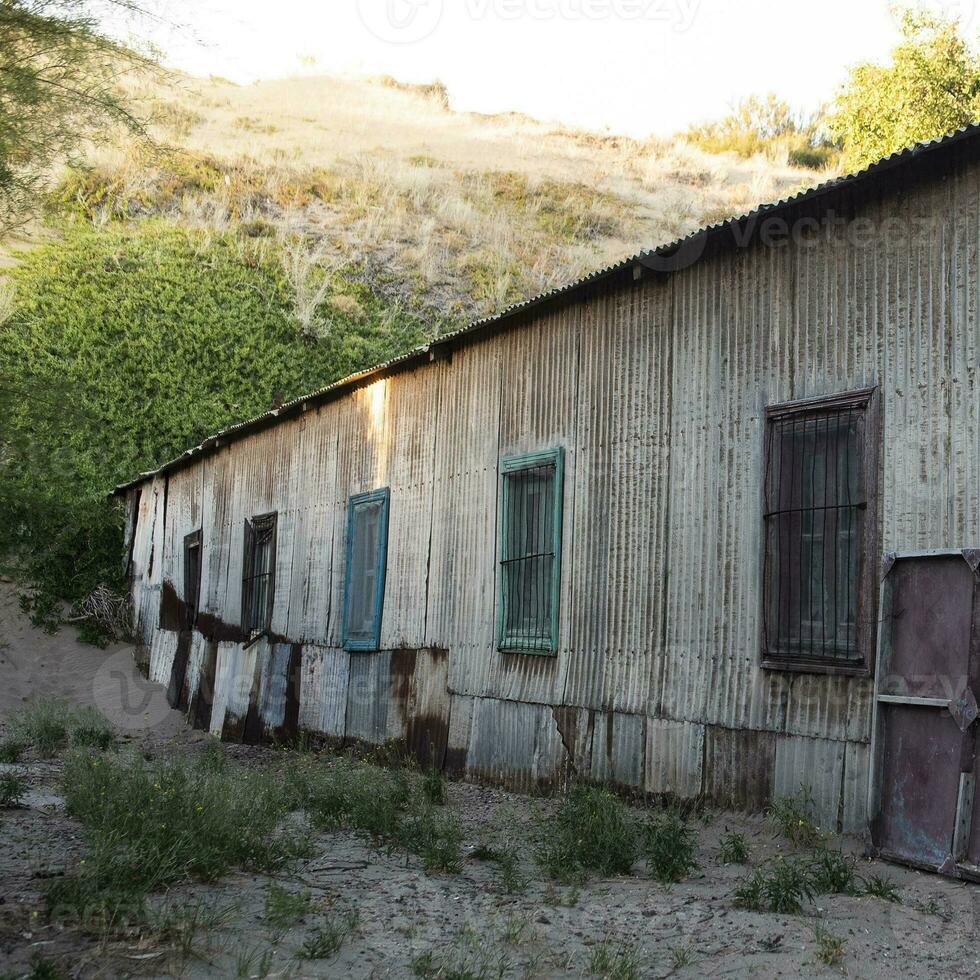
[242,512,277,642]
[761,386,880,677]
[183,529,202,629]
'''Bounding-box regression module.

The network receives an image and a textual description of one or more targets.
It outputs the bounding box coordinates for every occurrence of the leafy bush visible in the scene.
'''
[810,849,859,895]
[686,93,838,170]
[0,771,26,806]
[0,222,432,622]
[536,786,637,882]
[767,787,823,847]
[828,8,980,171]
[639,811,699,884]
[0,736,25,763]
[733,858,814,914]
[718,831,749,865]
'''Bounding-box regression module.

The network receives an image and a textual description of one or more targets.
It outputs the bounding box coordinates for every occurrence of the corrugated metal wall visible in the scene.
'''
[127,154,980,833]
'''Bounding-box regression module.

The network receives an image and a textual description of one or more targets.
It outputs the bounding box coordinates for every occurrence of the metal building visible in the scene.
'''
[114,125,980,868]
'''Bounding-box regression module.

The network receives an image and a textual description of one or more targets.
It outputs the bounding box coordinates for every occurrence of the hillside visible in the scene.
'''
[68,72,825,323]
[0,71,831,623]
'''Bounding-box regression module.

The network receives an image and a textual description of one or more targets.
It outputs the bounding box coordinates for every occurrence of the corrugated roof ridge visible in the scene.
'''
[111,122,980,494]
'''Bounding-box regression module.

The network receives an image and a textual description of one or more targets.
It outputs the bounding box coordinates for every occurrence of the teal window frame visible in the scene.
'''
[342,487,391,652]
[497,448,564,655]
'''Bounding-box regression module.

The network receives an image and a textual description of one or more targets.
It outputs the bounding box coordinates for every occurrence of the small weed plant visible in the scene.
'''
[813,925,846,967]
[640,811,699,884]
[536,786,637,882]
[734,857,814,914]
[718,831,749,865]
[767,787,822,847]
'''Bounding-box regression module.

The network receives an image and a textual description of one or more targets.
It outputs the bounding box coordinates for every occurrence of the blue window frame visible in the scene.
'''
[497,448,564,654]
[342,487,390,651]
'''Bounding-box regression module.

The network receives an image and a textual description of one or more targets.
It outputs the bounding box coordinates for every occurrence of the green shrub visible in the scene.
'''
[718,831,749,865]
[536,786,637,882]
[263,883,311,930]
[767,787,823,847]
[0,771,26,806]
[8,701,114,756]
[0,222,433,617]
[640,811,699,884]
[588,938,640,980]
[299,912,358,960]
[733,858,814,914]
[862,873,900,903]
[810,849,859,895]
[421,766,446,806]
[0,736,25,763]
[47,750,310,917]
[813,925,846,967]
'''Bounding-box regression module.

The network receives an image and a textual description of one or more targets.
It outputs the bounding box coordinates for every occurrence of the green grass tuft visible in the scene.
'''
[298,912,358,960]
[1,771,26,806]
[718,831,749,865]
[536,786,637,882]
[640,810,699,884]
[0,736,25,763]
[766,787,823,848]
[588,938,640,980]
[733,857,814,914]
[813,925,846,967]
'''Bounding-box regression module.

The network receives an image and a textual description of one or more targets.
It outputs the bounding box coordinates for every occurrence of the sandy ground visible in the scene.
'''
[2,581,980,979]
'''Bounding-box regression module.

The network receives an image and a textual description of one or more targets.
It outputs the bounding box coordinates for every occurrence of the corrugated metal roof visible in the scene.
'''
[111,122,980,496]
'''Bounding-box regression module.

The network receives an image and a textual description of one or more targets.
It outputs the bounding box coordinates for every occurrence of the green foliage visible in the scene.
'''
[0,222,432,616]
[0,1,150,228]
[7,700,113,756]
[862,873,900,903]
[813,925,846,967]
[285,758,463,873]
[422,765,447,806]
[47,748,310,917]
[767,787,823,847]
[536,786,637,882]
[263,883,311,930]
[686,93,838,170]
[298,913,357,960]
[0,770,27,806]
[27,953,63,980]
[733,857,814,914]
[639,811,699,884]
[718,831,748,865]
[828,8,980,170]
[588,939,640,980]
[810,849,859,895]
[0,736,25,763]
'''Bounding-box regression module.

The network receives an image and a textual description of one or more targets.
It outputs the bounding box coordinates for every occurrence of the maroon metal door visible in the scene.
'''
[870,551,980,875]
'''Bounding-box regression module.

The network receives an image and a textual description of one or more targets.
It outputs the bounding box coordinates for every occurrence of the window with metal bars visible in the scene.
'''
[762,388,879,673]
[342,487,390,651]
[242,513,277,636]
[183,529,202,628]
[498,448,564,654]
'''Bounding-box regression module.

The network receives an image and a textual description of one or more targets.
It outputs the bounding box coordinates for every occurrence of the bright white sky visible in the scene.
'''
[129,0,978,137]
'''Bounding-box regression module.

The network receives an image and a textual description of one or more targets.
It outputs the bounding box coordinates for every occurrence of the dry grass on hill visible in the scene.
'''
[61,72,830,323]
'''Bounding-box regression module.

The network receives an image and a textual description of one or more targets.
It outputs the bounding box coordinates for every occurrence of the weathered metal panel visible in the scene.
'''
[588,711,645,790]
[148,628,178,687]
[644,719,705,799]
[298,645,349,738]
[345,650,391,743]
[703,726,776,811]
[465,696,567,792]
[842,741,871,834]
[772,735,846,832]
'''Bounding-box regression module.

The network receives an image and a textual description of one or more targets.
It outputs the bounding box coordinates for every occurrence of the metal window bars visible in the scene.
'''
[765,408,863,665]
[242,513,277,638]
[500,460,558,651]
